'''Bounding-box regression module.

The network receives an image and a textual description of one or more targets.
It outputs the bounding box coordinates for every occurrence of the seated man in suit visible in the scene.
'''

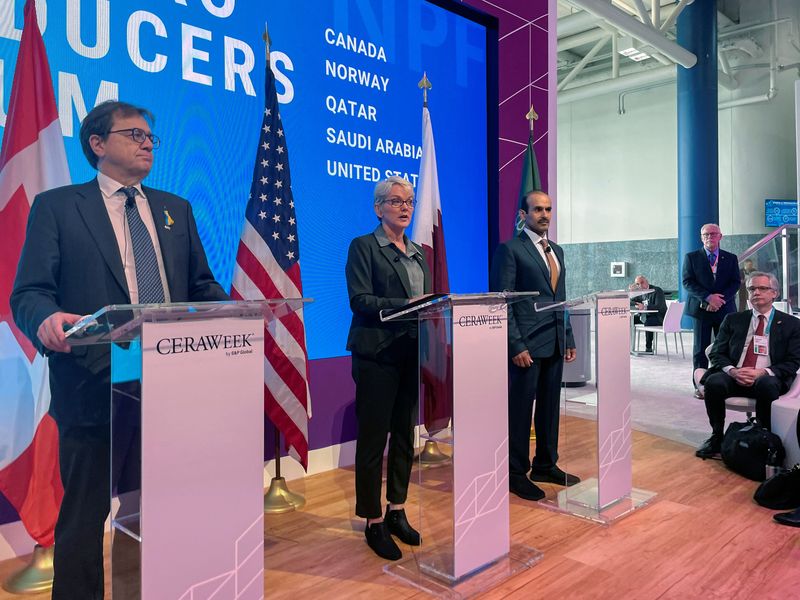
[629,274,668,353]
[696,272,800,459]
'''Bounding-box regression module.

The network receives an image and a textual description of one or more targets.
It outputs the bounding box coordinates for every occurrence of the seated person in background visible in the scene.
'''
[737,259,757,310]
[629,274,667,353]
[695,272,800,459]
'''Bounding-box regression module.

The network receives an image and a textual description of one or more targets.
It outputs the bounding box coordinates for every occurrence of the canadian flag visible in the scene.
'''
[0,0,69,547]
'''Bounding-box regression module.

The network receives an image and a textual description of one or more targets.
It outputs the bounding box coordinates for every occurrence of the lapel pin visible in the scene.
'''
[163,208,174,230]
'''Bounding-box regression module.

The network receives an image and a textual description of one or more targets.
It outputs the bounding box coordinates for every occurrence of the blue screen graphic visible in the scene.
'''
[0,0,489,359]
[765,199,797,228]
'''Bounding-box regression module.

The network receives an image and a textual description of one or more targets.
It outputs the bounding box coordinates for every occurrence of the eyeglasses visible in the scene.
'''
[109,128,161,148]
[747,286,774,293]
[701,232,721,238]
[384,198,416,208]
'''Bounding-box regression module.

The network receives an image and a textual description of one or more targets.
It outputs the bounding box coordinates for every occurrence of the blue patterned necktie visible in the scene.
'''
[121,187,165,304]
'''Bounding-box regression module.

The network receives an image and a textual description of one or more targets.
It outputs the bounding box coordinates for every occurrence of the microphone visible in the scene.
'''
[394,256,400,263]
[125,197,135,209]
[544,245,552,253]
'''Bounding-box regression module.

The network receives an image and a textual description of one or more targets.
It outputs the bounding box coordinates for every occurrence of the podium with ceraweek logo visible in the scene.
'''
[65,299,309,599]
[535,291,657,524]
[379,292,542,599]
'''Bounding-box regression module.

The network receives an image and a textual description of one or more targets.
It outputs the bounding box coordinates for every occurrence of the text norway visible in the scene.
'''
[156,334,253,354]
[457,315,502,327]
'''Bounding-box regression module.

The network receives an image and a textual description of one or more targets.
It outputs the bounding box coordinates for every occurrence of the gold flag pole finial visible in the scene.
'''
[526,105,538,134]
[418,72,432,106]
[263,22,271,62]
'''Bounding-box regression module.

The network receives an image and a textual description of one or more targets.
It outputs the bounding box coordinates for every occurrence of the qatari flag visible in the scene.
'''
[411,103,451,434]
[0,0,68,547]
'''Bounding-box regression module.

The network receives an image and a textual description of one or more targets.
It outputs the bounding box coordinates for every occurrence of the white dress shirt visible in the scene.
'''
[522,226,561,279]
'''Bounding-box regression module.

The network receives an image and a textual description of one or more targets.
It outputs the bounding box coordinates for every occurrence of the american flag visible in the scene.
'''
[231,56,309,470]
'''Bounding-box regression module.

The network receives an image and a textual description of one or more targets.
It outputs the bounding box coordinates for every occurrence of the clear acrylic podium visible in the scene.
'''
[380,293,542,598]
[536,291,657,524]
[65,300,309,599]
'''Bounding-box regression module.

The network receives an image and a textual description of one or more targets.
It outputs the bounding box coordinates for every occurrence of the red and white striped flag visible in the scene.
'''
[0,0,69,547]
[412,103,452,433]
[230,53,310,469]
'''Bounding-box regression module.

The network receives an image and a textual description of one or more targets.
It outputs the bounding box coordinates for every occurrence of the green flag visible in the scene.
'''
[514,133,541,235]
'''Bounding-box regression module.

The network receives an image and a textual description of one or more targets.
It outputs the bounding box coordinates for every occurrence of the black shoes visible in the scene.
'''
[364,520,401,561]
[509,475,545,501]
[530,466,581,486]
[364,506,421,560]
[385,506,421,546]
[774,507,800,527]
[695,435,722,459]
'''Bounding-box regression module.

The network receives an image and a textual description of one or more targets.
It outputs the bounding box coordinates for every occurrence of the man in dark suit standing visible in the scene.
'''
[11,101,228,599]
[682,223,741,397]
[696,272,800,458]
[490,190,578,501]
[630,274,668,353]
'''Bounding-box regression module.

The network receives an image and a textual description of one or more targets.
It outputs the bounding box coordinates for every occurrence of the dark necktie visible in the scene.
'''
[121,187,165,304]
[741,315,766,368]
[539,239,559,291]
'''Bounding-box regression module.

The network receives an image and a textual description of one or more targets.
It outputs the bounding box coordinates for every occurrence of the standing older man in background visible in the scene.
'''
[682,223,741,397]
[696,272,800,458]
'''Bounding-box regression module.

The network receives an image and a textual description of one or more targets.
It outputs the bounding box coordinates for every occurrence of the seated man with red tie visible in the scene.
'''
[696,272,800,458]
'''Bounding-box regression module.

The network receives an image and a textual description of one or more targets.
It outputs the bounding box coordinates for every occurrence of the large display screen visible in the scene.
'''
[765,199,798,228]
[0,0,492,360]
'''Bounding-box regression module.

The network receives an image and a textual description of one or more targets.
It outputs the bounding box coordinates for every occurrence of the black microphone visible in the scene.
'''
[125,197,135,209]
[544,245,552,253]
[394,256,400,263]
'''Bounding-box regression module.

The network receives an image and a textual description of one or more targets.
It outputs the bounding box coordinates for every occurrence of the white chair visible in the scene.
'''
[635,301,688,360]
[693,367,756,417]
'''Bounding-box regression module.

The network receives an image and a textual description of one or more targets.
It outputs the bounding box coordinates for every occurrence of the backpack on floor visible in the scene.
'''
[721,418,785,482]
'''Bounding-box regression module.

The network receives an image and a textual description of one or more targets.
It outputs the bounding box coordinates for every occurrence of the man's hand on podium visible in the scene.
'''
[37,311,81,353]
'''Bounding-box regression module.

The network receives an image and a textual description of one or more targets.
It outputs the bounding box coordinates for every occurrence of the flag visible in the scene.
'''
[514,132,541,234]
[0,0,68,547]
[230,52,309,470]
[411,104,451,434]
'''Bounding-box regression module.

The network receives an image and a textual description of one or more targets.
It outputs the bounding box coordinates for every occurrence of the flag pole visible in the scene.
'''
[257,23,306,513]
[414,72,450,466]
[526,105,538,442]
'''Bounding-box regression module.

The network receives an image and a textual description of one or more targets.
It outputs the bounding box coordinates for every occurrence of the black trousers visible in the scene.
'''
[508,350,564,477]
[52,424,109,600]
[692,314,725,372]
[352,337,418,519]
[52,394,140,600]
[703,371,782,435]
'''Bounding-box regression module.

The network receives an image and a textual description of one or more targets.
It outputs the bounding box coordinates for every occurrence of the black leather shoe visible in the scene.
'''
[695,435,722,459]
[365,521,402,560]
[385,506,421,546]
[509,475,545,501]
[530,466,581,486]
[774,507,800,527]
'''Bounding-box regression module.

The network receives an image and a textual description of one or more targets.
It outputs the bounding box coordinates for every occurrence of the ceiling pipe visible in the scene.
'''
[651,0,660,28]
[719,17,792,38]
[658,0,692,33]
[558,9,603,37]
[558,36,611,91]
[558,65,676,104]
[566,0,697,67]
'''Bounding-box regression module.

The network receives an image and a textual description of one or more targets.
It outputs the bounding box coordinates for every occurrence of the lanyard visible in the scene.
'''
[754,308,775,336]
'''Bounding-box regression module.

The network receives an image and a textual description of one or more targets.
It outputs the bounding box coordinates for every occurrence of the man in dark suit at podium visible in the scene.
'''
[11,100,228,599]
[696,272,800,458]
[682,223,740,397]
[490,190,578,502]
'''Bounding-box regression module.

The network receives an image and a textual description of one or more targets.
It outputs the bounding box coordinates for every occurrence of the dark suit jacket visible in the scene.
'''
[345,231,432,360]
[489,232,574,359]
[10,179,229,426]
[631,284,667,325]
[704,309,800,393]
[682,248,740,319]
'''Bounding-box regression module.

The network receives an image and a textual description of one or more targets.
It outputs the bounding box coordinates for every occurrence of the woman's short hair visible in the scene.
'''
[374,176,414,207]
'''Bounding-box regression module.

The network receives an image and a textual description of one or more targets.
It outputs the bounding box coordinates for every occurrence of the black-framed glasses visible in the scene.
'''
[109,128,161,148]
[747,286,774,293]
[384,198,416,208]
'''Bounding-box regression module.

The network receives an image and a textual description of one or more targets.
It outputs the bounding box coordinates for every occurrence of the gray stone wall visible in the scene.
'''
[561,234,763,299]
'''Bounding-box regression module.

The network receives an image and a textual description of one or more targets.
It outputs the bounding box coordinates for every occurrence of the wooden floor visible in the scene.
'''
[2,417,798,599]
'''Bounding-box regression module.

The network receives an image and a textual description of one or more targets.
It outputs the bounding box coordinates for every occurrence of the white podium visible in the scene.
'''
[380,292,541,598]
[66,299,308,599]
